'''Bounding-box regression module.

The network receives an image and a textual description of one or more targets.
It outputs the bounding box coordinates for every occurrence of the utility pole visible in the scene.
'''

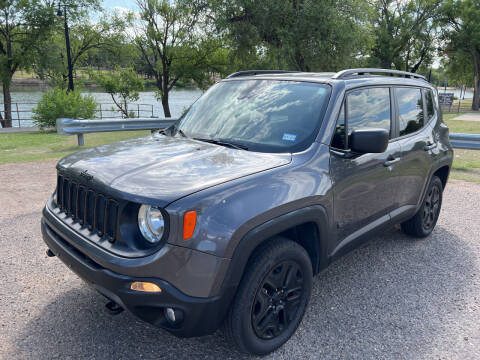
[57,2,74,92]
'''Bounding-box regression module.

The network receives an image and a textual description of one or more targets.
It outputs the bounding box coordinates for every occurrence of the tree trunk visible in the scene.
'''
[294,49,309,72]
[162,91,171,118]
[381,60,392,69]
[1,83,13,128]
[472,52,480,111]
[161,67,172,118]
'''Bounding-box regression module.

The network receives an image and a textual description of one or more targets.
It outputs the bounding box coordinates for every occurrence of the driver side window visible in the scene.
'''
[331,87,391,150]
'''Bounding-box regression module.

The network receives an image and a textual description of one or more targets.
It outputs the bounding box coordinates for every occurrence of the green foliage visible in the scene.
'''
[0,0,54,83]
[32,87,97,128]
[443,52,474,88]
[133,0,228,117]
[209,0,370,72]
[368,0,442,72]
[441,0,480,110]
[91,67,144,117]
[33,6,124,88]
[0,0,55,127]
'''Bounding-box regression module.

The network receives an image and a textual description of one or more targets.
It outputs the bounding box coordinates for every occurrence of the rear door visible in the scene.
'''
[330,87,403,251]
[391,87,435,211]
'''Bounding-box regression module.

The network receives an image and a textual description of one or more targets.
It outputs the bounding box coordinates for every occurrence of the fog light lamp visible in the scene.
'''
[164,307,184,324]
[130,281,162,293]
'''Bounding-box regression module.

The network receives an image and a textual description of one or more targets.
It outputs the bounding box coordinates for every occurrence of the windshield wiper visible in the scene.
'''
[194,138,248,150]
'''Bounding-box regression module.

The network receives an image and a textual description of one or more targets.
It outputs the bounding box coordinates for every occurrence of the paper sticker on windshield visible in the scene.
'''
[282,133,297,142]
[317,88,326,95]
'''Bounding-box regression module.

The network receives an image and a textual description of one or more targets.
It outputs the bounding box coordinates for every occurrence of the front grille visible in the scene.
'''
[56,174,119,242]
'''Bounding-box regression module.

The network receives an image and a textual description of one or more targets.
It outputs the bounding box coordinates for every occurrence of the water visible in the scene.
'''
[2,86,474,128]
[438,88,473,99]
[3,88,203,127]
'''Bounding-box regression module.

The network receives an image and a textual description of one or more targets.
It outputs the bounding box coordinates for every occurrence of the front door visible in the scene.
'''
[329,87,403,255]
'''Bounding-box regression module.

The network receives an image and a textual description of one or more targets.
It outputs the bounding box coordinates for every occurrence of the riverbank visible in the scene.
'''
[9,77,196,92]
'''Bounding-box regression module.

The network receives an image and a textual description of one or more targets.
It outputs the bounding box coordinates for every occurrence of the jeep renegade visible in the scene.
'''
[42,68,453,355]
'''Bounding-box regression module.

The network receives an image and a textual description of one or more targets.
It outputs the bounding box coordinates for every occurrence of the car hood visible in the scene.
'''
[57,133,291,204]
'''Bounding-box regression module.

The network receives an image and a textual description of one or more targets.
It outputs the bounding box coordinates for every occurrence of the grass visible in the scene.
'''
[450,148,480,183]
[12,70,37,80]
[458,99,473,106]
[441,113,480,183]
[0,130,150,164]
[444,112,480,134]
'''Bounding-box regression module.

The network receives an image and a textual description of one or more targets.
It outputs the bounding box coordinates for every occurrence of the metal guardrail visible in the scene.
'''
[57,117,480,150]
[57,117,179,146]
[449,133,480,150]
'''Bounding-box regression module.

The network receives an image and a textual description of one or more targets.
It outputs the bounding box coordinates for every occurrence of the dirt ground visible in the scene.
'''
[1,160,480,359]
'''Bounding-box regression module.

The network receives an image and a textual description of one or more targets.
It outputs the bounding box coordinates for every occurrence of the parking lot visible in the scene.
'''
[1,160,479,359]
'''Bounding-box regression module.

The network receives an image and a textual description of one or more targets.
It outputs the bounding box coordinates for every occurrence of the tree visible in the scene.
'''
[0,0,54,128]
[92,67,144,118]
[210,0,370,72]
[132,0,227,117]
[443,51,474,91]
[368,0,442,72]
[442,0,480,111]
[82,41,142,71]
[33,12,124,90]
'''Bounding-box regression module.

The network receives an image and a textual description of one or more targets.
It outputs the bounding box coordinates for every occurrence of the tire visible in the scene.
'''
[224,237,313,356]
[401,175,443,238]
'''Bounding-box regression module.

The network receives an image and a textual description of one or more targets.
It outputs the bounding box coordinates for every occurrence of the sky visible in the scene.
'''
[102,0,138,12]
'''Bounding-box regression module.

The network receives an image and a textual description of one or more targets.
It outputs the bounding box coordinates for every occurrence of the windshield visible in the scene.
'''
[177,79,331,153]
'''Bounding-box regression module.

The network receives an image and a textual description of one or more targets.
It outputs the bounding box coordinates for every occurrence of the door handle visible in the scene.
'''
[384,157,401,167]
[424,142,437,151]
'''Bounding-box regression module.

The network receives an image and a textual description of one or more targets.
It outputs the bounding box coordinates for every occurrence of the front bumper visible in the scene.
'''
[41,210,235,337]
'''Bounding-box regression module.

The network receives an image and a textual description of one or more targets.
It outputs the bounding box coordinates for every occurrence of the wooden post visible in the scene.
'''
[457,86,462,113]
[16,103,20,127]
[137,103,140,118]
[77,134,84,146]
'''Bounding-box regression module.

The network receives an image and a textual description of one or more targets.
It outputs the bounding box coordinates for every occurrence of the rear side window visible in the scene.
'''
[331,87,391,150]
[396,87,424,136]
[425,89,436,120]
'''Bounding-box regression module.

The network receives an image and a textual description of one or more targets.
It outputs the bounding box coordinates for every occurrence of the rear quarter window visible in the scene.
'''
[396,87,424,136]
[425,89,436,120]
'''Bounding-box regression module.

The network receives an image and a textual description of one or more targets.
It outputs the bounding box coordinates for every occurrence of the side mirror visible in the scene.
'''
[350,128,389,154]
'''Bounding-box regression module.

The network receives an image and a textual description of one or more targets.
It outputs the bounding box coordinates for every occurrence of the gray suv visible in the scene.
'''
[42,68,453,355]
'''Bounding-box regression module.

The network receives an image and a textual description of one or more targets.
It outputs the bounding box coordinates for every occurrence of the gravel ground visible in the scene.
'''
[1,160,479,360]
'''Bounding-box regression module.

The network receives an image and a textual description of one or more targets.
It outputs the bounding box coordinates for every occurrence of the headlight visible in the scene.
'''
[138,205,165,243]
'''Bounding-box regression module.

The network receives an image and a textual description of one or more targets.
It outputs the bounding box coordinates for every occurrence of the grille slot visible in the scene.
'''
[56,175,118,241]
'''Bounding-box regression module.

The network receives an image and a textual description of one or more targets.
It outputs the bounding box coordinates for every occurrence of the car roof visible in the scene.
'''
[222,69,433,89]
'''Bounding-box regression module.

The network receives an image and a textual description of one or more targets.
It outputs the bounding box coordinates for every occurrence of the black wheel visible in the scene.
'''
[224,237,313,356]
[401,176,443,238]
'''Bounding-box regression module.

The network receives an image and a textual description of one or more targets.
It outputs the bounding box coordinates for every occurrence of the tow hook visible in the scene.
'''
[46,249,56,257]
[105,301,124,315]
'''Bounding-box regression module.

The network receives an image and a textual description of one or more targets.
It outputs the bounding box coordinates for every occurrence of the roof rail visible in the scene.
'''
[226,70,301,78]
[332,68,426,81]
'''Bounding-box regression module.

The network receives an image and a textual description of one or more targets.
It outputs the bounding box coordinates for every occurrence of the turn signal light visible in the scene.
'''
[183,211,197,240]
[130,281,162,293]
